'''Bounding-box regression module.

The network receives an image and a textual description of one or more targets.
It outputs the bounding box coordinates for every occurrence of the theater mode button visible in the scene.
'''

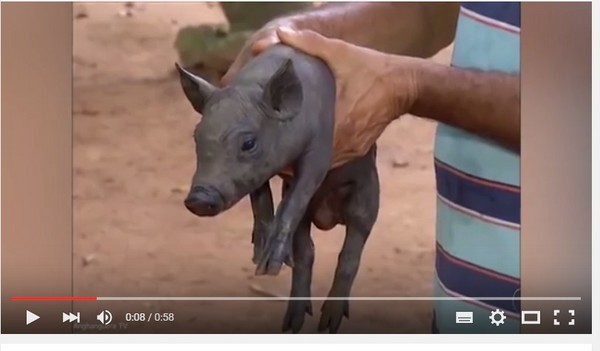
[521,310,541,325]
[26,310,40,325]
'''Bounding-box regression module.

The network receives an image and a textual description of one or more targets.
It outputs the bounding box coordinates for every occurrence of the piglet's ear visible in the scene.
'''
[175,63,216,114]
[262,59,303,120]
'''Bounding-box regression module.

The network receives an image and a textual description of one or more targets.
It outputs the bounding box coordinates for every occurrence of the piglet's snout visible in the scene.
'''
[184,185,224,217]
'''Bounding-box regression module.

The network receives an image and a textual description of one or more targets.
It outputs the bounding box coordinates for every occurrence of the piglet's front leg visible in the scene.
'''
[250,182,274,264]
[256,148,330,276]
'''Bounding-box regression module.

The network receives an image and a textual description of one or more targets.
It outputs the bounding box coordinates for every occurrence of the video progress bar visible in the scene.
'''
[11,296,583,301]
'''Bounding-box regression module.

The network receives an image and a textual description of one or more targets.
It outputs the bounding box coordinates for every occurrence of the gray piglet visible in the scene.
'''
[176,44,380,333]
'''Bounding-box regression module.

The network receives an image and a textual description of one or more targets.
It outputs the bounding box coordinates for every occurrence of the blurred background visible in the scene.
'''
[73,2,452,333]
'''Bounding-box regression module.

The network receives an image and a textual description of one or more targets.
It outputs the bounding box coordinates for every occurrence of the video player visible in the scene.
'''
[1,1,593,340]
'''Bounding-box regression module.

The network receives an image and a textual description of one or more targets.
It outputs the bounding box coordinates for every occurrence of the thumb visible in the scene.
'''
[276,27,338,62]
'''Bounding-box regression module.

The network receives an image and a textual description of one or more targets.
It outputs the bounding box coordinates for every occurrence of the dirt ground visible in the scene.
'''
[73,2,452,334]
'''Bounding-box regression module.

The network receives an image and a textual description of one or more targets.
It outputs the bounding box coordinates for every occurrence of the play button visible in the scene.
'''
[26,310,40,325]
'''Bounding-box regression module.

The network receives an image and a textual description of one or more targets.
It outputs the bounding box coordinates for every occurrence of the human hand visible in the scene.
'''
[275,27,421,168]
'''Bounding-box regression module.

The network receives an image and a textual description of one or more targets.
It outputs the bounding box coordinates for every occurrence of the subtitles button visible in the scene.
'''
[455,311,474,324]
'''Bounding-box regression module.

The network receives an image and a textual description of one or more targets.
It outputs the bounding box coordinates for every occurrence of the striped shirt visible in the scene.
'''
[432,2,521,333]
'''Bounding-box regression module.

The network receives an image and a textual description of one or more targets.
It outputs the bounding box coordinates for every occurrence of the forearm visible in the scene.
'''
[409,61,520,152]
[270,2,459,58]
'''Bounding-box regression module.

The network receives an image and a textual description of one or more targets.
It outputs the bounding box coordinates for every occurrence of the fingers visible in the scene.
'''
[251,34,280,56]
[276,27,342,64]
[223,26,342,86]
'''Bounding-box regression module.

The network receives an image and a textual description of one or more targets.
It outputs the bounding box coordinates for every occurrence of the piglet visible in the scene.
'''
[176,44,380,333]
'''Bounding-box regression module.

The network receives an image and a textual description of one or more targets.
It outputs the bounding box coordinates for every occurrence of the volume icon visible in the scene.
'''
[62,312,80,323]
[97,310,113,325]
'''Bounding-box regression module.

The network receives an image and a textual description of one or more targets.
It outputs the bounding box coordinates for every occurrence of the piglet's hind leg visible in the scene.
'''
[318,168,379,333]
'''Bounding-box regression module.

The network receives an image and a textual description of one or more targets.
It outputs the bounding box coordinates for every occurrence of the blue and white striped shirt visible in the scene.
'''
[432,2,521,333]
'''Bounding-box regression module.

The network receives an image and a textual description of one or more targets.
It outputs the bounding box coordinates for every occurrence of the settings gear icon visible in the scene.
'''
[489,309,507,326]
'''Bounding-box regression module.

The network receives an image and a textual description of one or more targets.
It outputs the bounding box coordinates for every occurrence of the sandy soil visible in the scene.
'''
[73,2,452,334]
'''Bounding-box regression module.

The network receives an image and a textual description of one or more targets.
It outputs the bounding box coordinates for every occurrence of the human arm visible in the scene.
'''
[273,27,520,168]
[410,61,520,151]
[222,2,460,84]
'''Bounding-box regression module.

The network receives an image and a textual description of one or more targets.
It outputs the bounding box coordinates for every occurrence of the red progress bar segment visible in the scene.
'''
[12,296,97,301]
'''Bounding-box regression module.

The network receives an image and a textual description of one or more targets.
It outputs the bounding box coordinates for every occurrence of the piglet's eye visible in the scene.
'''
[241,137,257,152]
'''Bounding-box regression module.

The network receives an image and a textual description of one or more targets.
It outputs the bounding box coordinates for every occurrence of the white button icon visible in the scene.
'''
[553,309,577,326]
[455,311,474,324]
[489,309,506,326]
[521,310,541,325]
[62,312,80,323]
[553,309,560,325]
[97,310,113,325]
[568,309,575,326]
[26,310,40,325]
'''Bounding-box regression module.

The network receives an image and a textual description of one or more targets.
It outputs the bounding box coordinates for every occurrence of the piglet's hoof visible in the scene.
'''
[255,237,294,276]
[282,298,313,333]
[318,299,349,334]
